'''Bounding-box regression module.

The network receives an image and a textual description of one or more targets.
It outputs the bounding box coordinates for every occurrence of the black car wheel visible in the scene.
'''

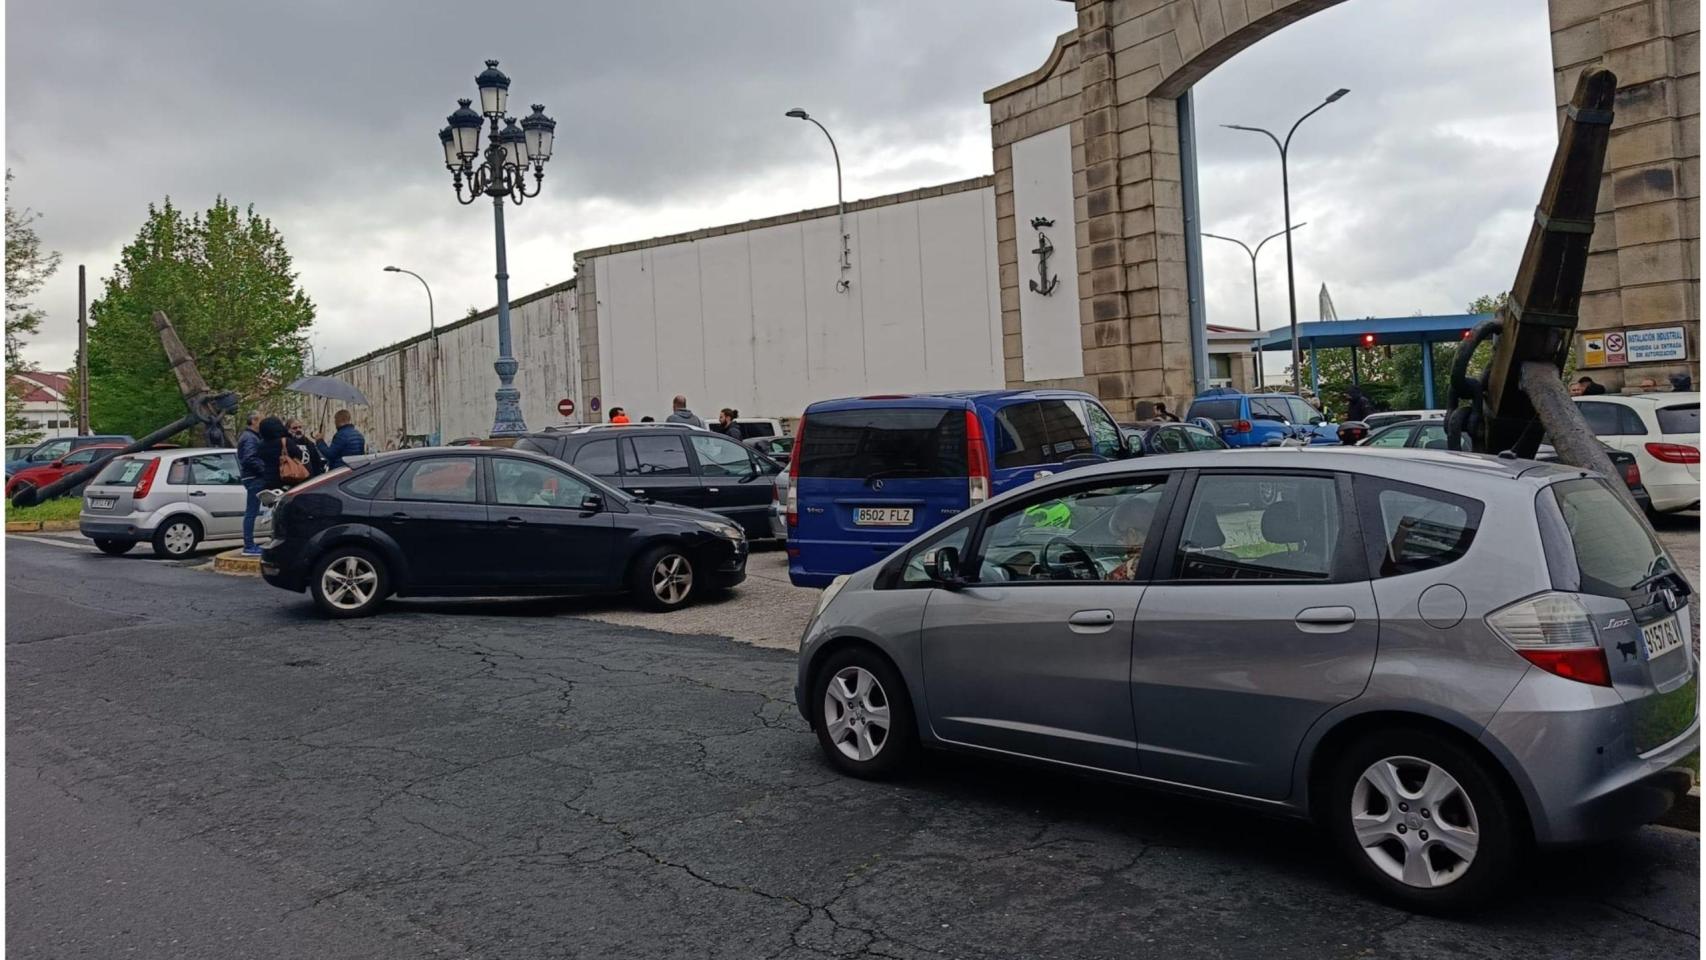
[1326,729,1517,912]
[151,517,202,558]
[94,538,135,556]
[631,544,696,611]
[309,546,389,618]
[811,646,916,780]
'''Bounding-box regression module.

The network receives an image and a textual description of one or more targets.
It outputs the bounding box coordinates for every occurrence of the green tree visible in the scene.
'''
[87,198,315,439]
[5,170,63,443]
[1466,291,1510,315]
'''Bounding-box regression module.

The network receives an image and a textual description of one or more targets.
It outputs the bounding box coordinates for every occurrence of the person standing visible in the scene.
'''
[1153,402,1181,423]
[1344,387,1373,423]
[287,418,325,476]
[1671,372,1693,392]
[608,407,630,424]
[718,408,744,440]
[1576,375,1607,395]
[237,411,266,556]
[667,395,704,428]
[315,410,366,469]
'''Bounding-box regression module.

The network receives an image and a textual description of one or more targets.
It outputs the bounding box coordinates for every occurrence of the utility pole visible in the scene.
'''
[77,265,89,434]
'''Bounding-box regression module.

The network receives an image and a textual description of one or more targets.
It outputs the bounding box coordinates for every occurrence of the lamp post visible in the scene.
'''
[440,60,556,436]
[785,108,851,292]
[1224,88,1348,389]
[383,266,442,444]
[1202,223,1306,389]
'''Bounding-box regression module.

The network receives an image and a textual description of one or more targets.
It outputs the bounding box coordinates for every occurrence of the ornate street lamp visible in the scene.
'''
[440,60,556,436]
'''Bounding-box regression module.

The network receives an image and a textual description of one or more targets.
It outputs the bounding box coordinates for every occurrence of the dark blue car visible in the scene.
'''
[1184,389,1338,447]
[786,390,1127,587]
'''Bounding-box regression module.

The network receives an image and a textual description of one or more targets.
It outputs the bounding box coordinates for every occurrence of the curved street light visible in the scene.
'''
[786,108,851,292]
[1224,88,1349,388]
[1202,223,1307,388]
[439,60,557,436]
[383,266,442,444]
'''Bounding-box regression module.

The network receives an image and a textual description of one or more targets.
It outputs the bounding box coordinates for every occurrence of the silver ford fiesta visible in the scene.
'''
[794,448,1698,910]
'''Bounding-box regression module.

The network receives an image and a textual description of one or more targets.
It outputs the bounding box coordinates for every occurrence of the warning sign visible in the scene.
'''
[558,397,576,417]
[1604,330,1627,366]
[1582,335,1606,367]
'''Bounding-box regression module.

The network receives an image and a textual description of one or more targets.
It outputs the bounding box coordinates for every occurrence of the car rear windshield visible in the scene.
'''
[797,408,967,480]
[1188,398,1239,422]
[1547,477,1672,597]
[1657,403,1698,435]
[93,457,151,487]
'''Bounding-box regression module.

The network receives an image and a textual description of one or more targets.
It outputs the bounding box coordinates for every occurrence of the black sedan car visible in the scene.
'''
[260,447,748,618]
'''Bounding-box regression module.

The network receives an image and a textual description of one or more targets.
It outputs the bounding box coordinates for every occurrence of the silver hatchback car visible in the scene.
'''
[79,448,266,558]
[795,448,1698,910]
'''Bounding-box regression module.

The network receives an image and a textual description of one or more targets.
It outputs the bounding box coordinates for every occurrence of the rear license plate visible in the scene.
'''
[1642,615,1683,660]
[88,497,116,510]
[854,507,913,526]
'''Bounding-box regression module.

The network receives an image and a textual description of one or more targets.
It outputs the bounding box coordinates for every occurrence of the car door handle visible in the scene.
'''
[503,516,526,527]
[1068,609,1116,633]
[1296,606,1357,633]
[390,512,409,522]
[631,488,646,495]
[707,487,720,494]
[189,490,207,497]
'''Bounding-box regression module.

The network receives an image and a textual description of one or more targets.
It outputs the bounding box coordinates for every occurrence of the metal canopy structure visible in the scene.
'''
[1251,312,1495,407]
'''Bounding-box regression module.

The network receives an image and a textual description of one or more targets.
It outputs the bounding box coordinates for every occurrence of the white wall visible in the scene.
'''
[1009,124,1083,382]
[584,186,1003,422]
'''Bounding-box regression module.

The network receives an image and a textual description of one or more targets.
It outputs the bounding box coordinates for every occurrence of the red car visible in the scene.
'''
[5,443,127,498]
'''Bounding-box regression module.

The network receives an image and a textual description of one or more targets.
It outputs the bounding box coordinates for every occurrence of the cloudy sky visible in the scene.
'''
[8,0,1557,376]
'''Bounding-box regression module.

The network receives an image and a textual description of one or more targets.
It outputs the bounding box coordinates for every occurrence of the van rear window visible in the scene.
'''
[797,408,967,480]
[1657,403,1698,435]
[1189,398,1239,422]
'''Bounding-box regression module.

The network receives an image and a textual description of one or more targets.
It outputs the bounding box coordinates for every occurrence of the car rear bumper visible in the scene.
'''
[1483,668,1700,846]
[260,539,310,592]
[1646,480,1699,512]
[79,516,152,540]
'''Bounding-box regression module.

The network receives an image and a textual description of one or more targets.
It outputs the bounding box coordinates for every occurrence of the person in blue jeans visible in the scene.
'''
[315,410,365,469]
[236,412,265,555]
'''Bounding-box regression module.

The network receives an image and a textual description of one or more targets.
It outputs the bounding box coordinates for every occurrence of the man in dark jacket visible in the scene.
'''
[718,408,744,440]
[1345,387,1373,423]
[237,412,265,555]
[315,410,366,469]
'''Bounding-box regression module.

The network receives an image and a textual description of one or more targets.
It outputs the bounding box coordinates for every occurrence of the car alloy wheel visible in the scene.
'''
[823,665,891,762]
[1351,755,1480,889]
[320,555,380,612]
[650,553,693,606]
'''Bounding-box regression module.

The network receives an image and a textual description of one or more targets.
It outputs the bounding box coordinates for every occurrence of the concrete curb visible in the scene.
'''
[1655,787,1700,832]
[213,549,261,575]
[5,520,77,533]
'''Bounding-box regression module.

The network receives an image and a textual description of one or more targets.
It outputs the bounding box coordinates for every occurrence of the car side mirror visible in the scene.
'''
[922,545,966,588]
[580,493,604,512]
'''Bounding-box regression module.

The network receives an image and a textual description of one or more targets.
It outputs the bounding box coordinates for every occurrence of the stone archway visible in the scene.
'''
[986,0,1700,417]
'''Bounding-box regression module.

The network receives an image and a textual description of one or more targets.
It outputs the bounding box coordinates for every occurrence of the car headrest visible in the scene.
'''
[1186,502,1225,549]
[1260,499,1309,545]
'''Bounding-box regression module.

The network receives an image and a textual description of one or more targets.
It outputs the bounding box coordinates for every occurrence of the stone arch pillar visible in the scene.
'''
[986,0,1700,417]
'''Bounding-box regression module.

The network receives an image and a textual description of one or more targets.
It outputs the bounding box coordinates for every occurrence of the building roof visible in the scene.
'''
[1253,314,1494,351]
[10,371,69,404]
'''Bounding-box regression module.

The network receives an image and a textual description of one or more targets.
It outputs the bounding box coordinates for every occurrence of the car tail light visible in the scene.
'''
[132,458,161,499]
[1233,420,1252,434]
[1644,442,1700,464]
[786,416,804,527]
[965,410,991,506]
[1623,461,1641,487]
[1486,592,1610,687]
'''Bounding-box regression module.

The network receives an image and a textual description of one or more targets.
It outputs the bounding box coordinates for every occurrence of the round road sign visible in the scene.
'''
[558,398,575,417]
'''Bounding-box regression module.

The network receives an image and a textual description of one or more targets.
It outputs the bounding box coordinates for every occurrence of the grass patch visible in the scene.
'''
[4,496,81,523]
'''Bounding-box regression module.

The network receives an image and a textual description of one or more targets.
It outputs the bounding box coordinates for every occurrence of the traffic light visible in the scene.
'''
[1361,333,1376,348]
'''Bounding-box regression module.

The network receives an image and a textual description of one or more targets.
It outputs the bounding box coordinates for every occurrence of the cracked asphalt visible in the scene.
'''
[6,536,1699,959]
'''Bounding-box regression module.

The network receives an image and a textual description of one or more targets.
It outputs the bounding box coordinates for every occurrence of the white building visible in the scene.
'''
[9,371,76,439]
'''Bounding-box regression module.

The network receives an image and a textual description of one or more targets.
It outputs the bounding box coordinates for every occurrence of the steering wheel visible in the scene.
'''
[1039,536,1098,581]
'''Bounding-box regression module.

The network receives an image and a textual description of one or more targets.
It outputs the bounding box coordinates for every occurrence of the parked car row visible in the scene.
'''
[6,434,133,478]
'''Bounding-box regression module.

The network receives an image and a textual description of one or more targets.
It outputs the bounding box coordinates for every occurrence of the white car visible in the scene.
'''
[1361,409,1445,430]
[1573,392,1699,512]
[79,448,270,557]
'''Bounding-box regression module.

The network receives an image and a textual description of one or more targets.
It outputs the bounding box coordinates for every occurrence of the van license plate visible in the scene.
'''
[1642,616,1683,660]
[88,497,116,510]
[854,507,913,526]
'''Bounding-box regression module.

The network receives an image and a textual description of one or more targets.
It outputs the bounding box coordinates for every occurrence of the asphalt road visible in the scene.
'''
[6,536,1700,959]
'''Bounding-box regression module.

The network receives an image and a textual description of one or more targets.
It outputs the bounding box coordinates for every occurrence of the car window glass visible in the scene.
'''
[394,457,478,503]
[1657,403,1698,434]
[796,407,967,479]
[342,469,388,498]
[976,480,1167,583]
[514,437,557,458]
[492,457,592,508]
[625,436,692,476]
[1367,425,1413,448]
[1250,398,1289,422]
[572,438,622,477]
[1187,398,1239,422]
[690,435,758,478]
[1415,423,1448,449]
[1617,405,1649,435]
[1575,401,1620,436]
[1362,481,1481,577]
[1187,426,1226,451]
[901,525,971,585]
[94,457,150,487]
[1175,475,1339,581]
[1550,477,1669,597]
[1153,427,1190,454]
[1080,401,1125,458]
[189,453,240,484]
[167,460,190,485]
[993,400,1094,468]
[31,441,70,462]
[64,448,98,464]
[1287,398,1320,425]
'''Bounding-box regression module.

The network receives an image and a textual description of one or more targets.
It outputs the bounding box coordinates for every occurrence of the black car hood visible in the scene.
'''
[636,499,727,525]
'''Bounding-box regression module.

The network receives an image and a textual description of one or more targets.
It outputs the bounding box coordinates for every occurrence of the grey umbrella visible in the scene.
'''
[286,375,369,405]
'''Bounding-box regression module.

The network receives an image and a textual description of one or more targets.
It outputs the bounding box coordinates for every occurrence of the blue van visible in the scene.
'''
[786,390,1127,587]
[1184,389,1338,448]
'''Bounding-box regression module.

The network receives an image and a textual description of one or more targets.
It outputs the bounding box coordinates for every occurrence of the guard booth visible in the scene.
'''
[1253,313,1494,408]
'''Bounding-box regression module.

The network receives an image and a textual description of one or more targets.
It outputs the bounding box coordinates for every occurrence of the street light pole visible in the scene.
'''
[441,61,557,436]
[384,266,442,444]
[1202,223,1307,389]
[786,108,851,292]
[1224,88,1348,390]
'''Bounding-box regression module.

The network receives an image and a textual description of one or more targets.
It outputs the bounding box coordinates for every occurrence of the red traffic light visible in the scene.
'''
[1361,333,1376,347]
[1461,328,1474,339]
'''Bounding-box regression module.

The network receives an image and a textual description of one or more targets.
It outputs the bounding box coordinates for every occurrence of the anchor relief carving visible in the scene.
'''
[1028,216,1059,296]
